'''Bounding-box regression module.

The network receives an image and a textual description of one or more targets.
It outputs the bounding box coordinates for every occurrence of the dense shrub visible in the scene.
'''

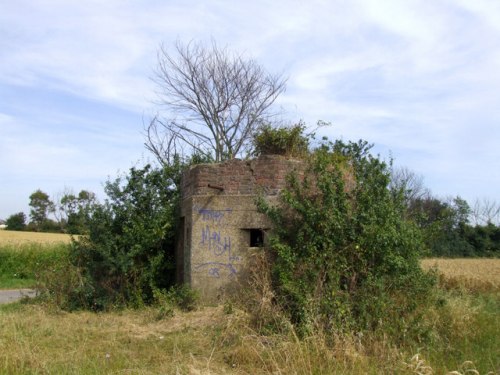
[5,212,26,231]
[252,122,309,158]
[69,162,183,309]
[463,222,500,257]
[409,196,500,257]
[258,138,436,339]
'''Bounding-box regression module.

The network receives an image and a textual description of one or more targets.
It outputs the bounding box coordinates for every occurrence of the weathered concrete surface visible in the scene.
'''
[185,195,273,300]
[0,289,37,304]
[179,155,304,301]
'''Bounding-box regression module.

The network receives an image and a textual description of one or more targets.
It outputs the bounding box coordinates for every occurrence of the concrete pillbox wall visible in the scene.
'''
[178,155,303,301]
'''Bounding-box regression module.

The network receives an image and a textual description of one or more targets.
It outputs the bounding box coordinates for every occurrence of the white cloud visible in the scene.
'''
[1,0,500,218]
[454,0,500,31]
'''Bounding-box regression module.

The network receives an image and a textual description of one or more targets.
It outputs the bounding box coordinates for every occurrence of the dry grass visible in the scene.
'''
[421,258,500,292]
[0,304,234,374]
[2,301,494,375]
[0,230,74,246]
[0,303,413,374]
[1,249,497,373]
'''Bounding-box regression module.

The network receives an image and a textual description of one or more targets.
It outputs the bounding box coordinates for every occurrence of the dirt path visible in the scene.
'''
[0,289,37,304]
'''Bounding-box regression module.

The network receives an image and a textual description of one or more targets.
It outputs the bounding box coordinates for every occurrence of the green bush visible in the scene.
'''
[34,249,92,311]
[252,122,309,158]
[68,162,183,310]
[5,212,26,231]
[152,285,199,319]
[408,196,500,257]
[258,138,436,339]
[464,222,500,257]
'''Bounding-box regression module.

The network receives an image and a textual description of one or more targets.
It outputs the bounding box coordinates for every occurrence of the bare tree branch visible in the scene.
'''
[471,198,500,225]
[146,40,287,164]
[390,166,430,206]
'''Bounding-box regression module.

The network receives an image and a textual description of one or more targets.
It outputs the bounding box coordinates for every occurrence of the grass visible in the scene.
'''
[0,303,408,374]
[1,290,497,374]
[0,231,72,289]
[0,239,498,374]
[417,258,500,374]
[420,290,499,373]
[0,304,226,374]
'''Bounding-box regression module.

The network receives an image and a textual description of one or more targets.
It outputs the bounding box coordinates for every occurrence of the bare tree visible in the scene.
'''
[471,198,500,225]
[146,40,287,164]
[52,187,75,226]
[390,166,430,206]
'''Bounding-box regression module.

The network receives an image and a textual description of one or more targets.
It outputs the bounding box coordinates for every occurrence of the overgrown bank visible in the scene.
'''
[0,242,70,289]
[1,273,498,374]
[3,125,498,373]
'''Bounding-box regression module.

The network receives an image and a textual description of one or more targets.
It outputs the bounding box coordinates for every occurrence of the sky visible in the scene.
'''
[1,0,499,220]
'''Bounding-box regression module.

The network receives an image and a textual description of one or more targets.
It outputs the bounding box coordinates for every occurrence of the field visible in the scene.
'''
[0,234,498,373]
[422,258,500,291]
[1,285,498,374]
[0,231,72,289]
[0,230,74,245]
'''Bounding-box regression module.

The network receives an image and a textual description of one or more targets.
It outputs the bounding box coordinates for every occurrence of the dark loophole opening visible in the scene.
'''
[249,229,264,247]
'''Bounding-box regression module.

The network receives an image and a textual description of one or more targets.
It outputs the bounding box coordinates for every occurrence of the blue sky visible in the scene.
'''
[1,0,499,220]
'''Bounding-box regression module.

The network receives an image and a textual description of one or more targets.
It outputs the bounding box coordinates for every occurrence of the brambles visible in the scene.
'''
[258,137,436,339]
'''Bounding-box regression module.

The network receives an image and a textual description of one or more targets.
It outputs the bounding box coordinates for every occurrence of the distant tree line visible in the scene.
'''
[4,189,97,234]
[392,167,500,257]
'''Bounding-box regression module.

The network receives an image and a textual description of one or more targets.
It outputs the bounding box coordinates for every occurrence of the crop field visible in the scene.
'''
[422,258,500,291]
[0,230,74,246]
[0,231,72,289]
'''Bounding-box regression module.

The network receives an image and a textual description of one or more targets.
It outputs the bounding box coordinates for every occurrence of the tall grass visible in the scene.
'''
[0,243,497,373]
[1,293,496,374]
[225,252,500,374]
[0,304,229,374]
[0,242,71,289]
[423,291,499,374]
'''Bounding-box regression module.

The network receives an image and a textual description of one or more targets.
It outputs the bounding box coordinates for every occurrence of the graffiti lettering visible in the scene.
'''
[208,267,220,278]
[196,207,233,224]
[201,225,232,256]
[195,262,238,278]
[196,206,240,279]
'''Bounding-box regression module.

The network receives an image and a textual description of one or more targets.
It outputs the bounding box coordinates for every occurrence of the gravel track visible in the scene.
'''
[0,289,37,304]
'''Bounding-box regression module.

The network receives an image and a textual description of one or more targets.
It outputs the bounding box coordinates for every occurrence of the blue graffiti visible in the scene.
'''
[201,225,232,256]
[196,206,240,279]
[208,267,220,278]
[197,208,233,224]
[195,262,238,278]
